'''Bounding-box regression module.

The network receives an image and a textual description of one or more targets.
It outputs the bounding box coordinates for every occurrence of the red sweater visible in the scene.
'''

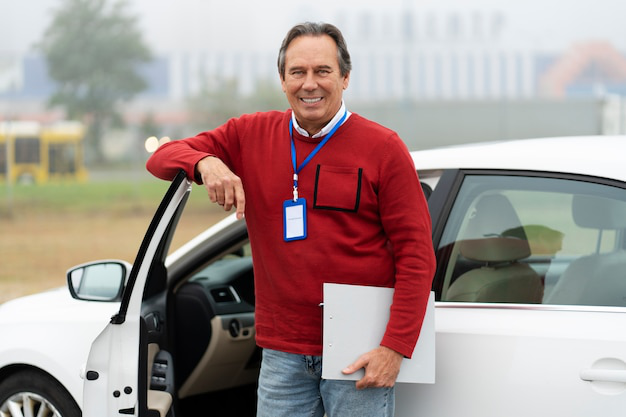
[146,110,435,357]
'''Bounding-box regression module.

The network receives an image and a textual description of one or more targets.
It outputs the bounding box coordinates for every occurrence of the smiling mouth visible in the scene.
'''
[301,97,322,104]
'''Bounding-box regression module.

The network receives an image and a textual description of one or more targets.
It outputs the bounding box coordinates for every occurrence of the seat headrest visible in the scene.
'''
[572,195,626,230]
[459,237,531,263]
[464,194,527,240]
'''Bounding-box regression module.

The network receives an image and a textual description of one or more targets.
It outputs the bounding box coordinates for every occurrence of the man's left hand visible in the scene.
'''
[342,346,403,390]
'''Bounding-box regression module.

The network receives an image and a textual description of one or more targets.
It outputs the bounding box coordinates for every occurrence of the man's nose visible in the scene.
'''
[302,71,318,90]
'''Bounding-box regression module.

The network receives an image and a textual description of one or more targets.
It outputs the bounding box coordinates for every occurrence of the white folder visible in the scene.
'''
[322,283,435,384]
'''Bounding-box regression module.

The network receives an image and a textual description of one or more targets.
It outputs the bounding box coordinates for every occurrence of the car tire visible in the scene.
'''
[0,370,80,417]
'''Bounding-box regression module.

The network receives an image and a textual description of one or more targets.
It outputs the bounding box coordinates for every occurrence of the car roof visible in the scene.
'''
[410,135,626,182]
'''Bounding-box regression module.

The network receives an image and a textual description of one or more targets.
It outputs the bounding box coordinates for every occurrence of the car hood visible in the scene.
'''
[0,287,120,325]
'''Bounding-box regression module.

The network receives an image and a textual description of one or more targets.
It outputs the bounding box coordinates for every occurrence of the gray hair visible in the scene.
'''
[277,22,352,80]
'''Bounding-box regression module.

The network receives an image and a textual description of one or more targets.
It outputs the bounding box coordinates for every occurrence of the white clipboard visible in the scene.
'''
[322,283,435,384]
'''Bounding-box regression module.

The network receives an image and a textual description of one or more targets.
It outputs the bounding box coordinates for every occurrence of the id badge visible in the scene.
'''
[283,198,307,241]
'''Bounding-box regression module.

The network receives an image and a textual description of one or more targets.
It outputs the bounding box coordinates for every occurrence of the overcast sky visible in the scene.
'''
[1,0,625,55]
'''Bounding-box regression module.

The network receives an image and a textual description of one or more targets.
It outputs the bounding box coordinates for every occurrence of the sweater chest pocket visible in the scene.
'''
[313,165,363,212]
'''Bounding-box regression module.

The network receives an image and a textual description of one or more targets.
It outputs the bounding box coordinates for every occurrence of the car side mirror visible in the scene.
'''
[67,260,131,302]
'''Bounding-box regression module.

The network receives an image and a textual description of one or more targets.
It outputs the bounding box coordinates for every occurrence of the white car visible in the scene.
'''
[2,135,626,417]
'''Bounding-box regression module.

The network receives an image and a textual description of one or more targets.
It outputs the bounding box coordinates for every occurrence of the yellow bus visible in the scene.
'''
[0,121,88,184]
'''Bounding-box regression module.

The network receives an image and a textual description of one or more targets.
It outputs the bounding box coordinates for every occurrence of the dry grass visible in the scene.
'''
[0,181,229,304]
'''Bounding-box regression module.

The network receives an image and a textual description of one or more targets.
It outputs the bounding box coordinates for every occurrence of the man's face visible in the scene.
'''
[281,34,350,135]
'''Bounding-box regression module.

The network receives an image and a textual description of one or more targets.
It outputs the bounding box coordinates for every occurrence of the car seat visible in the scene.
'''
[545,195,626,306]
[446,237,543,303]
[445,193,543,303]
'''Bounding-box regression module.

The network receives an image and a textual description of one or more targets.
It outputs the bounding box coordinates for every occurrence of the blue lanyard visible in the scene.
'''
[289,111,347,201]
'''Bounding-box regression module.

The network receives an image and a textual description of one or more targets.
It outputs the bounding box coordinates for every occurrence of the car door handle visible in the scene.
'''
[580,369,626,383]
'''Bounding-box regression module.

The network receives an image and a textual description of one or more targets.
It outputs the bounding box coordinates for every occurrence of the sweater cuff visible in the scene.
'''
[380,335,417,359]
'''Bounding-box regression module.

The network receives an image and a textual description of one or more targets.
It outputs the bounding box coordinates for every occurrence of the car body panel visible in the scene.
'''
[396,305,626,417]
[0,289,118,409]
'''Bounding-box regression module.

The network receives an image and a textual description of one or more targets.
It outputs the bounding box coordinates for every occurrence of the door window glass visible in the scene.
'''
[437,174,626,307]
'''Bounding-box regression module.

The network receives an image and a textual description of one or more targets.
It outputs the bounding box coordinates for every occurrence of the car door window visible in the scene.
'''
[436,174,626,307]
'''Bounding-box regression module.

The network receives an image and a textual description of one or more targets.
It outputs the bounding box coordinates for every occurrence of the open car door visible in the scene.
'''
[82,171,191,417]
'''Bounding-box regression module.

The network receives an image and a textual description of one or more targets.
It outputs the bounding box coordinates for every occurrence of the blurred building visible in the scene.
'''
[1,10,625,107]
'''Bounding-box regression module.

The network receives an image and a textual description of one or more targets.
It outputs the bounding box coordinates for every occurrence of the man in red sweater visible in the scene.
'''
[147,22,435,417]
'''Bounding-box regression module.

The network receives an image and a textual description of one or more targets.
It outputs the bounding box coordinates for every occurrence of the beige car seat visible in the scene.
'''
[447,237,543,303]
[445,193,543,303]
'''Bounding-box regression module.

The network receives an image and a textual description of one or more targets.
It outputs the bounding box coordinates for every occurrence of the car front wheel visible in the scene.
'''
[0,370,80,417]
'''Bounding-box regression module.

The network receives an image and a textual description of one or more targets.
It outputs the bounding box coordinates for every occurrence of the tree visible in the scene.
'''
[38,0,152,160]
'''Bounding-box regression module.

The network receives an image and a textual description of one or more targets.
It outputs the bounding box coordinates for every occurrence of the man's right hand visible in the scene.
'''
[196,156,246,219]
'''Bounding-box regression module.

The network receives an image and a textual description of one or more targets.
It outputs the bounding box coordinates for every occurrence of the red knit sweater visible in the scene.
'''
[146,110,435,357]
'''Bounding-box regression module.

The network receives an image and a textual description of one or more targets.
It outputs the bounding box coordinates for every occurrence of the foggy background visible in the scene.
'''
[1,0,626,156]
[3,0,626,53]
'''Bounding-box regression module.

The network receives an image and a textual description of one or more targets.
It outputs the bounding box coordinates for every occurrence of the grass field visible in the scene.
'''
[0,176,229,304]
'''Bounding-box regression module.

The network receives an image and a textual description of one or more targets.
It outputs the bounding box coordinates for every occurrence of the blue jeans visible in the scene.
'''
[257,348,395,417]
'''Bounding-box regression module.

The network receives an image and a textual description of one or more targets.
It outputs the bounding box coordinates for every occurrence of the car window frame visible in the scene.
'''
[112,170,191,324]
